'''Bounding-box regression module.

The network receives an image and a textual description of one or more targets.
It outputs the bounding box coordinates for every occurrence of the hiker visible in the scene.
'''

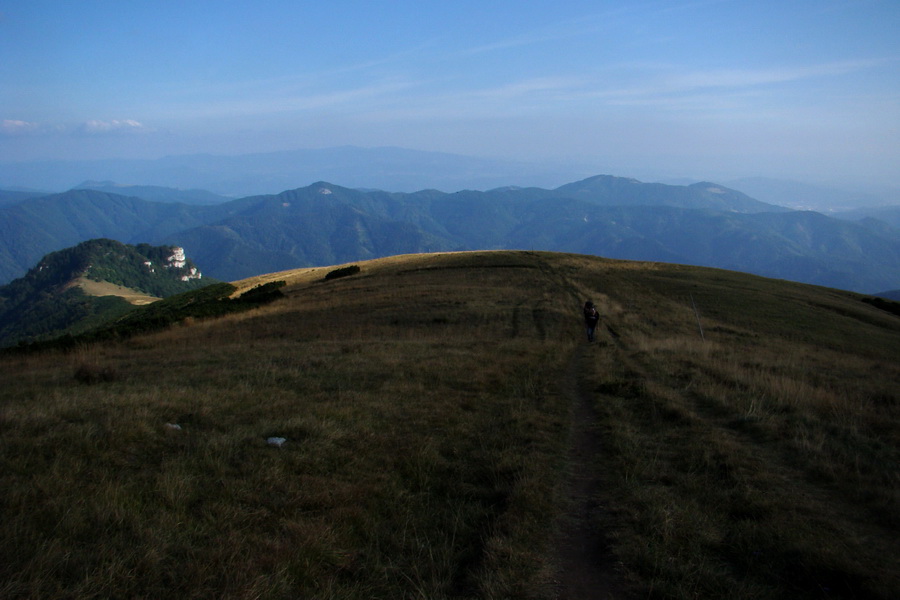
[583,301,600,342]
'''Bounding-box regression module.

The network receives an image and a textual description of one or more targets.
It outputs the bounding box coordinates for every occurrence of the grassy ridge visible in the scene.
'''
[0,251,897,599]
[0,252,577,599]
[578,262,900,598]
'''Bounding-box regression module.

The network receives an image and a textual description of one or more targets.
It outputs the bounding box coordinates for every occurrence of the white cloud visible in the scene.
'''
[1,119,40,135]
[78,119,148,135]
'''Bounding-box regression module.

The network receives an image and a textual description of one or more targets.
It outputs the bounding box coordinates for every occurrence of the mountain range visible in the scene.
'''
[1,174,899,296]
[4,145,898,208]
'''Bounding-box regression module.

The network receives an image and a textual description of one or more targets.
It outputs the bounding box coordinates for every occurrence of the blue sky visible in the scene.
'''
[1,0,898,186]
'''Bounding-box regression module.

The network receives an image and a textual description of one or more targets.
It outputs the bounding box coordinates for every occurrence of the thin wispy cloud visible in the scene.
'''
[671,58,893,90]
[461,27,588,56]
[653,0,738,16]
[459,8,628,56]
[567,57,894,114]
[468,77,588,101]
[163,78,418,122]
[276,80,416,113]
[330,55,890,123]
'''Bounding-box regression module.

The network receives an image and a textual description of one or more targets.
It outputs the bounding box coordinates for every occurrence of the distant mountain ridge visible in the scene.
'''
[0,189,46,207]
[554,176,784,213]
[0,146,590,196]
[726,177,899,211]
[1,175,899,294]
[833,205,900,229]
[0,239,209,346]
[73,181,232,205]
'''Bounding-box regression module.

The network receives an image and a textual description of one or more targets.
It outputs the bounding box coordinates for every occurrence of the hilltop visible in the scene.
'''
[0,250,897,599]
[0,239,209,346]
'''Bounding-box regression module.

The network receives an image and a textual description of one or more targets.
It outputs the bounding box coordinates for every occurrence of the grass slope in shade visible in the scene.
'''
[0,251,898,599]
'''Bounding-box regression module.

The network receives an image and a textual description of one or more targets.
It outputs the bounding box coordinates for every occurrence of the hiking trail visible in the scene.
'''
[550,342,626,600]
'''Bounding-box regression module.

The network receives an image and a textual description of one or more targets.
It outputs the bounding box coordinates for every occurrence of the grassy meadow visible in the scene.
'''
[0,251,898,599]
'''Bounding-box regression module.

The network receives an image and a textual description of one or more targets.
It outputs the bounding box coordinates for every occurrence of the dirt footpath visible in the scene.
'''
[551,344,627,600]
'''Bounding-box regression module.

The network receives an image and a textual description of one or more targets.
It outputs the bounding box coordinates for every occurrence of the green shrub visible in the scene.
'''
[323,264,360,281]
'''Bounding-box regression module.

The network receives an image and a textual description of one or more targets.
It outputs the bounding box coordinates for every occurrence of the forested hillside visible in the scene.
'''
[0,239,209,346]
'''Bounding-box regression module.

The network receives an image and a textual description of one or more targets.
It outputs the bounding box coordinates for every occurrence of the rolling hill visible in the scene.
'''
[0,250,897,599]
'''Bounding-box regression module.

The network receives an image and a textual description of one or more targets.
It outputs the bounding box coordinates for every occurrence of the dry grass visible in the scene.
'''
[1,250,898,599]
[1,251,579,599]
[72,276,160,305]
[581,264,900,599]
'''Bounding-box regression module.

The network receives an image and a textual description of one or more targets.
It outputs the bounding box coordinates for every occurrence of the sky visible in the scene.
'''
[1,0,899,187]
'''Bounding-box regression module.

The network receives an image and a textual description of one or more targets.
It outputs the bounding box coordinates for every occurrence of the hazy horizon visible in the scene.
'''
[2,2,899,188]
